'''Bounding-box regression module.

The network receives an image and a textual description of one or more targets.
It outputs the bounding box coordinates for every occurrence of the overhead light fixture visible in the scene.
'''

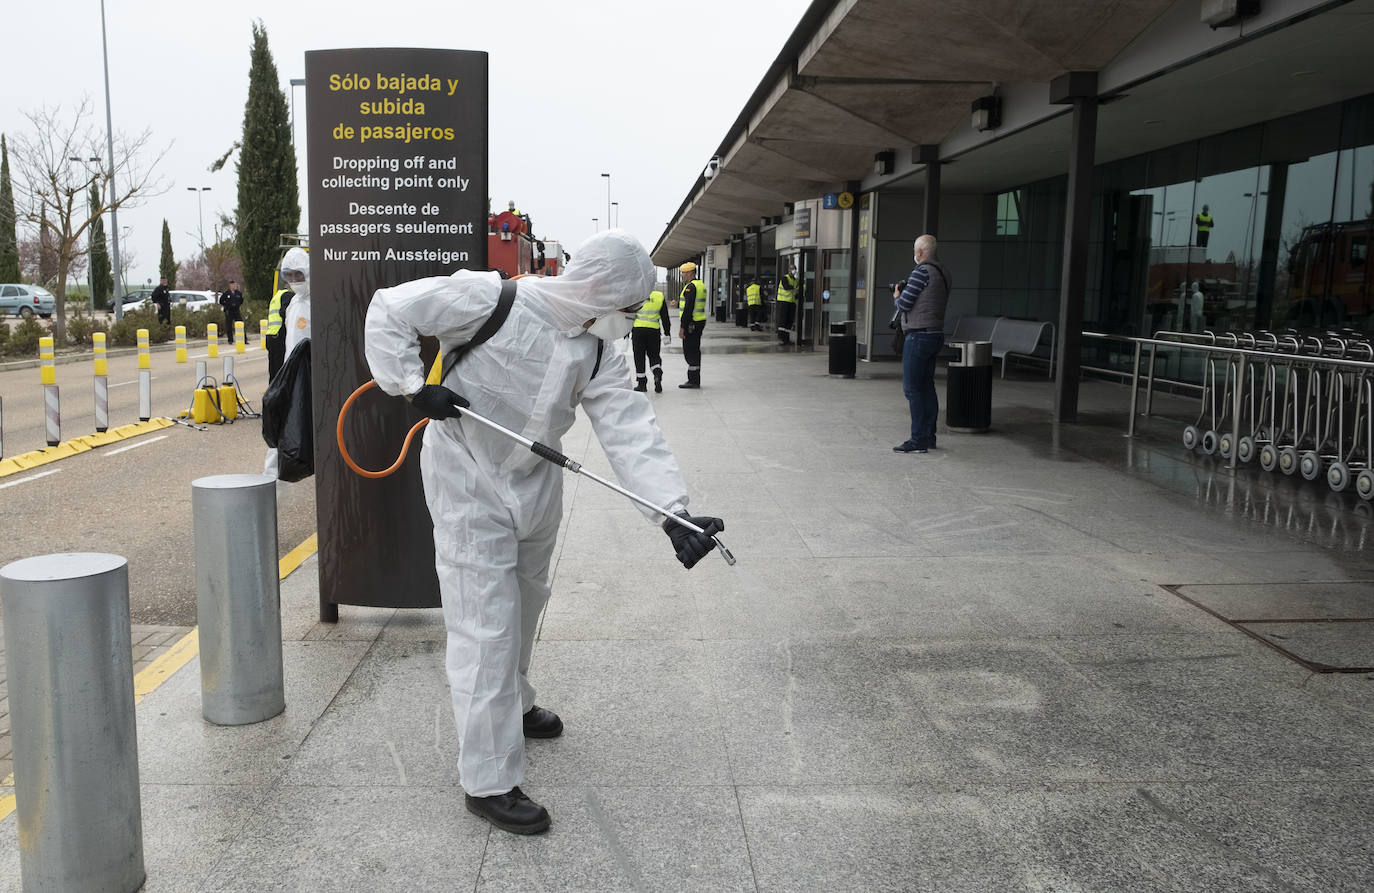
[1201,0,1260,28]
[971,96,1001,132]
[873,150,895,176]
[1292,70,1317,78]
[783,202,795,216]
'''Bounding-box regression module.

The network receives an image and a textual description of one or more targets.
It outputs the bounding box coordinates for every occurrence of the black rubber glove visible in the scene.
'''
[409,384,470,420]
[663,510,725,570]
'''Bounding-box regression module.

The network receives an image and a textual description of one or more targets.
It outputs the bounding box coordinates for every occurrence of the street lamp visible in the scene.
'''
[592,217,599,233]
[99,0,125,322]
[601,172,611,231]
[612,201,619,228]
[187,186,211,251]
[289,78,306,146]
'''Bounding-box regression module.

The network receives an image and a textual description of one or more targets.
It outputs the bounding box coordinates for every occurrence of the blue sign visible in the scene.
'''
[822,192,838,209]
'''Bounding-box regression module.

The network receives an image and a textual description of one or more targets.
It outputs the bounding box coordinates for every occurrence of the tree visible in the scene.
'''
[159,219,177,288]
[236,21,298,301]
[0,134,18,283]
[38,209,56,286]
[88,183,112,308]
[11,98,167,343]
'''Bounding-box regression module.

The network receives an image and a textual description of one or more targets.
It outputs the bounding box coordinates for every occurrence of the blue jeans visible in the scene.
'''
[902,331,943,446]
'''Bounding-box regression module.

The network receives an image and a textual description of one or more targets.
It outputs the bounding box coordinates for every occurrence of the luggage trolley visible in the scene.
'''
[1325,338,1374,498]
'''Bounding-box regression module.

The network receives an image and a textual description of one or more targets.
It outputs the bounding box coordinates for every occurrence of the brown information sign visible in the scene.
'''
[305,47,488,616]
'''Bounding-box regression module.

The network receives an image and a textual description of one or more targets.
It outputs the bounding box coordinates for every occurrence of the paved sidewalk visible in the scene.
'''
[2,322,1373,891]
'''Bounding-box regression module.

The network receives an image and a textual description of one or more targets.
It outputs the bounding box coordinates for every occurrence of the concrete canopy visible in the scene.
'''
[652,0,1174,266]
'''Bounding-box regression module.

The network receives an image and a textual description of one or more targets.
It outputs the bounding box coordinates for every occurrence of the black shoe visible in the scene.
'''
[465,787,551,835]
[654,376,663,393]
[523,705,563,738]
[893,440,928,454]
[678,381,700,389]
[633,381,647,392]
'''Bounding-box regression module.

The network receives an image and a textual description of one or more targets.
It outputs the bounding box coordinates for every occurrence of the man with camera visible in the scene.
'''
[891,234,951,454]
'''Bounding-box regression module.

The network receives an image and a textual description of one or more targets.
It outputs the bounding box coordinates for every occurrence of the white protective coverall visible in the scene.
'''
[364,229,690,796]
[264,247,312,477]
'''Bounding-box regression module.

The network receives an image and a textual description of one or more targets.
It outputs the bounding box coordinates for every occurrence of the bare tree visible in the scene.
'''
[11,98,168,342]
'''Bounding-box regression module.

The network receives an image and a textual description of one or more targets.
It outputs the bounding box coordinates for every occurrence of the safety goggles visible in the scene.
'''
[281,270,306,283]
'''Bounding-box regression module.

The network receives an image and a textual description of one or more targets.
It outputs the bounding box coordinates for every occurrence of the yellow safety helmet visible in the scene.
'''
[679,262,697,274]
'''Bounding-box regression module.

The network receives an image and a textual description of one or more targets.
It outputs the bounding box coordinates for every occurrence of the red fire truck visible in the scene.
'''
[1283,219,1373,329]
[488,210,561,279]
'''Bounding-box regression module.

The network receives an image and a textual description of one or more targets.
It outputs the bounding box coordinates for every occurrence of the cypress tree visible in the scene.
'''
[89,183,112,308]
[160,219,177,288]
[0,134,18,283]
[236,21,298,301]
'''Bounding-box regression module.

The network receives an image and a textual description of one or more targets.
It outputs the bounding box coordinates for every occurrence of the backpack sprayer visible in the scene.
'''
[176,357,262,429]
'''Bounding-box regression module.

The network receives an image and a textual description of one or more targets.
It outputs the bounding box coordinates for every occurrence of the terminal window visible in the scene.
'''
[995,190,1022,236]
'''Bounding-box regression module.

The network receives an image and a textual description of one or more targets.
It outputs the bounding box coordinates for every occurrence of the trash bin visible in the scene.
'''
[946,340,992,432]
[734,303,747,327]
[828,321,856,378]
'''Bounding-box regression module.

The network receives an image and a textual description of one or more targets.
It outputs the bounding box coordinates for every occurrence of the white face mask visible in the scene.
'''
[586,311,634,341]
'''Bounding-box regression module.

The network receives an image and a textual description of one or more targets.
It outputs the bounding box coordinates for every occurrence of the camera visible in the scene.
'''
[703,156,721,180]
[889,280,907,293]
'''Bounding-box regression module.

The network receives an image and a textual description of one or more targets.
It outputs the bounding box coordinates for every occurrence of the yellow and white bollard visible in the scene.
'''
[258,320,267,350]
[234,320,246,354]
[137,328,152,422]
[40,336,60,447]
[93,332,110,433]
[207,323,219,359]
[175,325,187,363]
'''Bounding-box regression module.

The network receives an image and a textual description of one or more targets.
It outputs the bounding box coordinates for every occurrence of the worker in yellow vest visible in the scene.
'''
[677,262,707,389]
[631,288,672,392]
[265,285,293,381]
[746,278,763,331]
[775,265,798,345]
[1195,205,1213,249]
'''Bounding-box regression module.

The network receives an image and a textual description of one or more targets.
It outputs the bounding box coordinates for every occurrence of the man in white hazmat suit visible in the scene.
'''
[264,247,312,477]
[364,229,725,835]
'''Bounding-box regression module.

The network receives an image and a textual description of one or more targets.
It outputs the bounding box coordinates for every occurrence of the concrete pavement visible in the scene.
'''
[2,320,1373,891]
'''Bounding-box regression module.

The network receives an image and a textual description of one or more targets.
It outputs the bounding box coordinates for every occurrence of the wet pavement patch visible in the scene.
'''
[1163,582,1374,673]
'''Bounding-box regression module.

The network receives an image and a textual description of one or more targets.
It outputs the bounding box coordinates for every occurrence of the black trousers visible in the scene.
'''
[631,327,663,377]
[266,332,286,382]
[683,320,704,370]
[748,304,762,326]
[155,301,171,325]
[776,301,796,341]
[224,308,243,331]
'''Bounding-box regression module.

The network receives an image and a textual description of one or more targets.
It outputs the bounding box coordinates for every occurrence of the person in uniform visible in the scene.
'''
[631,287,671,392]
[677,262,707,389]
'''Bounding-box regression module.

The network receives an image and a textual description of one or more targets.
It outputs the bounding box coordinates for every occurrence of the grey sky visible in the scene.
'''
[4,0,810,290]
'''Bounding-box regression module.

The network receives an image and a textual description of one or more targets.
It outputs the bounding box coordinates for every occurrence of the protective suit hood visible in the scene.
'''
[281,247,311,302]
[527,229,654,336]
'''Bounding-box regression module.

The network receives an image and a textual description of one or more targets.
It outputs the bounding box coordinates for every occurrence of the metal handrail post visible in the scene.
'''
[1127,340,1142,437]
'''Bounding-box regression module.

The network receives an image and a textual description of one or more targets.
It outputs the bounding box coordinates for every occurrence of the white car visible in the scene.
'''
[173,290,218,312]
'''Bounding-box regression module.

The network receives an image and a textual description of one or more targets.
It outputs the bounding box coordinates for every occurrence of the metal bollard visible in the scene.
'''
[1,554,146,893]
[175,325,187,363]
[223,354,234,383]
[234,320,246,354]
[193,474,285,725]
[207,323,219,359]
[137,328,152,422]
[93,332,109,433]
[40,336,59,446]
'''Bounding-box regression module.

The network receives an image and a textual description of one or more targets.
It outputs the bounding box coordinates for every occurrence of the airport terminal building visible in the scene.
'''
[652,0,1374,417]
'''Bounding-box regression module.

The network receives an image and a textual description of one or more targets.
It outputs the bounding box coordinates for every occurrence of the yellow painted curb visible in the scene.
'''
[0,418,174,478]
[0,532,318,823]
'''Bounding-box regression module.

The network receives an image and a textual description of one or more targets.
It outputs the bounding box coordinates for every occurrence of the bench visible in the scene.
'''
[989,318,1055,379]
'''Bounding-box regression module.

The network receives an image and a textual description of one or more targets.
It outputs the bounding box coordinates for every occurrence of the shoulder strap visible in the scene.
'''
[590,338,606,380]
[441,278,516,382]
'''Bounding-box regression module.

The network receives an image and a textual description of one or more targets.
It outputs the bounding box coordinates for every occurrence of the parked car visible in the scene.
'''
[0,284,56,318]
[110,288,153,311]
[173,290,218,312]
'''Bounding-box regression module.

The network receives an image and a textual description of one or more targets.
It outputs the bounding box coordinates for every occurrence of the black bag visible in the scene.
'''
[889,314,905,356]
[261,339,313,482]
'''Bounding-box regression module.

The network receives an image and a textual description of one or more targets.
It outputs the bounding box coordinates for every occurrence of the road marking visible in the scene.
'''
[0,468,61,490]
[104,435,169,456]
[109,377,155,389]
[0,532,319,824]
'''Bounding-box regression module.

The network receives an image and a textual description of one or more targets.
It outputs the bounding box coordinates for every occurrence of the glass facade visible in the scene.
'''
[976,93,1374,351]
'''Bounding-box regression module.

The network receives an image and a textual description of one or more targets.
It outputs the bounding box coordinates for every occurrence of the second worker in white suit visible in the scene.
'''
[364,229,725,836]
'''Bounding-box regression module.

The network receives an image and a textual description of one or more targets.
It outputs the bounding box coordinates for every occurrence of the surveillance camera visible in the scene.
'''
[703,156,721,179]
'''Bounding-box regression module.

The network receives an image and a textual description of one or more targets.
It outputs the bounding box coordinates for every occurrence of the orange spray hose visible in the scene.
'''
[336,379,428,478]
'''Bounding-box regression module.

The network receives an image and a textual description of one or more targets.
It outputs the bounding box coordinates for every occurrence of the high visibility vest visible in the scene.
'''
[746,283,761,306]
[635,290,666,329]
[1196,213,1213,232]
[777,275,797,304]
[681,279,707,321]
[266,289,289,335]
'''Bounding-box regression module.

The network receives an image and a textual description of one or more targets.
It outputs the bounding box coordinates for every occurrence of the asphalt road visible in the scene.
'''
[0,342,316,626]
